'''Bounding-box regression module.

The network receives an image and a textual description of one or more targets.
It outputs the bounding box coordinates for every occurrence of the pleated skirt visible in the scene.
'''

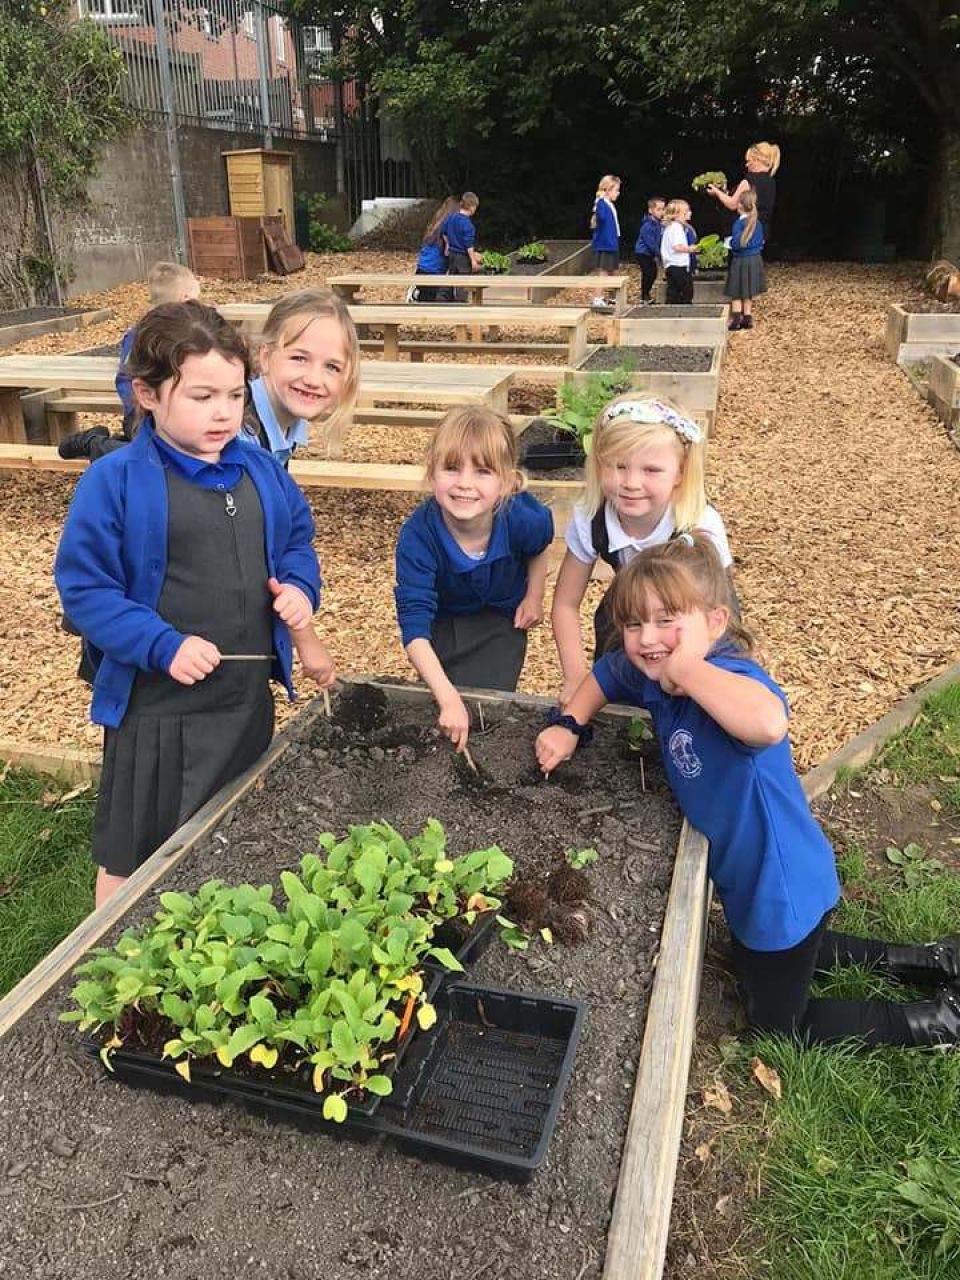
[431,608,527,692]
[725,255,767,300]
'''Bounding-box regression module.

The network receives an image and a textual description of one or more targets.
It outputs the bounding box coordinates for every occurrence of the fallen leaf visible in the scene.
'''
[0,873,21,899]
[715,1193,733,1216]
[703,1080,733,1114]
[695,1141,713,1163]
[858,681,874,694]
[59,782,91,804]
[40,790,59,808]
[37,828,52,843]
[750,1056,782,1099]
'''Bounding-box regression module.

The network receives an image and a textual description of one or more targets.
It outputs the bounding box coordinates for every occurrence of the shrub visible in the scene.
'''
[301,193,353,254]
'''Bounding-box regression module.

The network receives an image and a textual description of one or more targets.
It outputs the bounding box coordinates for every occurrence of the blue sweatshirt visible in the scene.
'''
[730,215,765,257]
[394,493,554,646]
[442,211,476,255]
[54,425,321,727]
[634,213,662,258]
[591,197,620,253]
[416,239,447,275]
[593,648,840,950]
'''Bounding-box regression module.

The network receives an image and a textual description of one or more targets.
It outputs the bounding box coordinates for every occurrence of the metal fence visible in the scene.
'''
[77,0,336,139]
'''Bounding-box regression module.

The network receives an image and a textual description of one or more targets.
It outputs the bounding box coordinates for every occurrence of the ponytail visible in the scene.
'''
[738,191,759,249]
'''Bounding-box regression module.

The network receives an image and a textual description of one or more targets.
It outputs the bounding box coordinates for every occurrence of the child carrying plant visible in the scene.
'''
[660,200,699,305]
[538,533,960,1050]
[724,190,766,331]
[408,197,459,303]
[633,195,666,305]
[441,191,482,301]
[55,302,328,909]
[551,393,732,708]
[58,261,201,461]
[394,406,554,752]
[590,174,622,312]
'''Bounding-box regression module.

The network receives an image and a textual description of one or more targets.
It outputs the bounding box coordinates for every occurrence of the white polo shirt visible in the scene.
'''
[565,500,733,568]
[661,221,691,269]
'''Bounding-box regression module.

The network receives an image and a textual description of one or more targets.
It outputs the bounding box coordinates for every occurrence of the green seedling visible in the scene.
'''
[626,717,653,751]
[691,170,727,192]
[693,232,728,271]
[480,250,511,274]
[62,820,513,1120]
[564,847,598,871]
[884,842,944,890]
[516,241,549,264]
[545,368,634,453]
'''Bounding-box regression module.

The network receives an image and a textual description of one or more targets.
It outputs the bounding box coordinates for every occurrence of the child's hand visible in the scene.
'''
[536,725,578,776]
[267,578,313,630]
[437,692,470,753]
[293,628,337,687]
[169,635,221,685]
[660,617,711,694]
[513,592,544,630]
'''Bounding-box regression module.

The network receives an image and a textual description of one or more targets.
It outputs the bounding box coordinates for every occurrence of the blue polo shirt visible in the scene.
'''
[394,493,553,646]
[249,377,309,467]
[443,211,476,255]
[593,647,840,951]
[416,240,447,275]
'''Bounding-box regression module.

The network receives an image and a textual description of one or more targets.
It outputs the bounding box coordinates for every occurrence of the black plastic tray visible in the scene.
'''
[431,908,497,972]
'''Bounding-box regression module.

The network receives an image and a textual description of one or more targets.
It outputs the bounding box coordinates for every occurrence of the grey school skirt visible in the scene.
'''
[432,608,527,692]
[725,255,767,300]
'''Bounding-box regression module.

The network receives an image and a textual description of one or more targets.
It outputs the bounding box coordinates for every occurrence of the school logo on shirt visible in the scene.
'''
[669,729,702,779]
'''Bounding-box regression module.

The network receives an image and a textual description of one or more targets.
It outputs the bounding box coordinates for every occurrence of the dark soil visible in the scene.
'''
[582,345,715,373]
[0,305,89,326]
[0,685,680,1280]
[519,419,585,482]
[623,305,725,319]
[901,299,960,314]
[506,240,589,277]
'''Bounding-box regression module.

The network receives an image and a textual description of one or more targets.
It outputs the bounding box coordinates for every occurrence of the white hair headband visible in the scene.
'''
[600,399,703,445]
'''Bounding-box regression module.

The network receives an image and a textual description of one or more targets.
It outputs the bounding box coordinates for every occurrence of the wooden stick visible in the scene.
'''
[462,746,479,774]
[218,654,273,661]
[322,688,332,717]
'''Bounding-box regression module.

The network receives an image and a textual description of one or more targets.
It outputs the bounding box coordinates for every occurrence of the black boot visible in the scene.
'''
[881,936,960,987]
[902,983,960,1047]
[58,426,109,460]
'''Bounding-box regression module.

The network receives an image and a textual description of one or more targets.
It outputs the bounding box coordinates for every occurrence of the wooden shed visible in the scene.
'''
[223,149,295,240]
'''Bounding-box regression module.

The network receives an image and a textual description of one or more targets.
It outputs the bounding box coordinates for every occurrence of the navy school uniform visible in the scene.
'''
[725,215,767,301]
[591,197,620,270]
[442,211,477,275]
[592,646,840,951]
[247,376,309,468]
[55,425,321,875]
[634,214,662,300]
[394,492,553,691]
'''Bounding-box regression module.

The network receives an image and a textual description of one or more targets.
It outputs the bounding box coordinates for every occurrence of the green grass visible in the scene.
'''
[0,767,96,997]
[874,682,960,811]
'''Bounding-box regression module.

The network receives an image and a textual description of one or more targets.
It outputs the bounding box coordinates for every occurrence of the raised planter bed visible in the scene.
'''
[613,304,730,348]
[927,352,960,444]
[884,302,960,364]
[575,344,722,422]
[486,239,592,303]
[0,306,112,351]
[0,681,707,1279]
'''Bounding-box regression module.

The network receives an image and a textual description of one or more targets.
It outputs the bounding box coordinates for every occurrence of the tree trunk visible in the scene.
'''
[934,126,960,262]
[0,155,41,309]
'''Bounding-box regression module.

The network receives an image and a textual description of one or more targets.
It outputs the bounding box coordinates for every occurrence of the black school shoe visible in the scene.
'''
[740,315,754,329]
[882,936,960,987]
[58,426,110,460]
[728,314,743,331]
[903,983,960,1047]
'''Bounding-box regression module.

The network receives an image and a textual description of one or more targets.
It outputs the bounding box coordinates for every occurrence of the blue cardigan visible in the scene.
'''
[730,215,765,257]
[394,493,553,646]
[55,425,321,728]
[591,198,620,253]
[634,213,662,258]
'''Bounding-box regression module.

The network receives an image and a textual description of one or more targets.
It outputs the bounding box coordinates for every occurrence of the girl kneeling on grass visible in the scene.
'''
[552,393,733,708]
[394,406,554,753]
[537,534,960,1048]
[55,302,328,909]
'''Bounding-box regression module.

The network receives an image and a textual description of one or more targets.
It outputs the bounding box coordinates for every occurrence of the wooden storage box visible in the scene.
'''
[186,216,266,281]
[224,149,295,240]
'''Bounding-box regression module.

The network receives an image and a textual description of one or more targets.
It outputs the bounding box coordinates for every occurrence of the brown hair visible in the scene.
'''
[460,191,480,211]
[648,195,667,210]
[258,288,359,427]
[609,532,753,653]
[146,261,199,306]
[424,197,459,243]
[126,301,250,426]
[424,405,527,499]
[737,189,759,249]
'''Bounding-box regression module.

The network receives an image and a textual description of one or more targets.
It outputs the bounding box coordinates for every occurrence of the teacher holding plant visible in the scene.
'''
[707,141,780,239]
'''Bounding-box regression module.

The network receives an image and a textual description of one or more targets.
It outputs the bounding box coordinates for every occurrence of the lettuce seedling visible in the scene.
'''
[516,241,549,264]
[480,251,511,274]
[691,171,727,192]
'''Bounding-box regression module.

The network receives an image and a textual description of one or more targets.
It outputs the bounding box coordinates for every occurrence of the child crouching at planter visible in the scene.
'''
[551,392,733,707]
[538,534,960,1049]
[394,406,554,752]
[725,189,766,330]
[55,302,327,909]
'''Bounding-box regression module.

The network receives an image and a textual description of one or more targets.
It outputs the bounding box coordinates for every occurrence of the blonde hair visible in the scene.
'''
[662,199,691,225]
[609,532,753,653]
[591,174,621,230]
[258,288,359,427]
[424,406,527,499]
[583,392,707,528]
[147,261,199,306]
[737,189,759,249]
[746,142,781,175]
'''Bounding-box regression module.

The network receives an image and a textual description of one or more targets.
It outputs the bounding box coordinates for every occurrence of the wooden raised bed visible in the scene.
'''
[927,353,960,443]
[0,306,112,351]
[652,274,728,306]
[884,302,960,364]
[573,344,722,422]
[487,239,593,304]
[612,304,730,349]
[0,682,709,1280]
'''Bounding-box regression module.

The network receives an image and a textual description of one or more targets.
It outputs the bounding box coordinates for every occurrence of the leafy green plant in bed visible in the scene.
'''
[545,368,634,452]
[691,170,727,192]
[62,820,513,1121]
[480,250,511,273]
[516,241,549,264]
[693,233,728,270]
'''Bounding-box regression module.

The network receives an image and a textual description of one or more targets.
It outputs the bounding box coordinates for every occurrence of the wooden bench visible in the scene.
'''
[221,302,591,366]
[327,273,630,315]
[0,355,516,445]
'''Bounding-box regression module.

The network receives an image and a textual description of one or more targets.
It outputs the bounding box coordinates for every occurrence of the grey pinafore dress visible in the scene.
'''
[92,469,275,875]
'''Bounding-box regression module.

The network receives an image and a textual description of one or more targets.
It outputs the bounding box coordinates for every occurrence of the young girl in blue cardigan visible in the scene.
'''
[538,535,960,1048]
[55,302,328,908]
[590,173,622,312]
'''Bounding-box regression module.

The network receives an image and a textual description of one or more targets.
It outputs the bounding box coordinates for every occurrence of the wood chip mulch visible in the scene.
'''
[1,256,958,770]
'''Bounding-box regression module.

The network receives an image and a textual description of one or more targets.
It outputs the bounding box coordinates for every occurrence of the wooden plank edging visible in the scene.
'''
[0,737,100,783]
[602,822,710,1280]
